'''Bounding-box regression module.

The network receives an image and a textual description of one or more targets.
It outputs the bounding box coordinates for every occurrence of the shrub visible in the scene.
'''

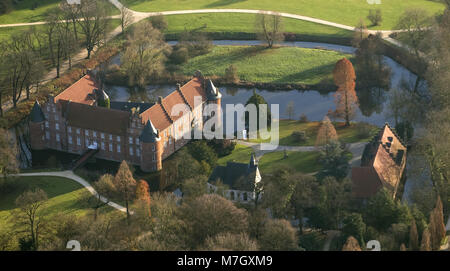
[355,122,374,139]
[150,15,168,31]
[170,46,190,64]
[367,9,382,26]
[0,0,13,15]
[299,231,327,251]
[299,113,309,123]
[291,131,308,143]
[224,64,239,83]
[207,139,236,157]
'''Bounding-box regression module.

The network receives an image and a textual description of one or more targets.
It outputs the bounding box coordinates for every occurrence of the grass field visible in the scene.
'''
[178,45,352,85]
[217,144,254,166]
[249,120,378,146]
[0,19,121,42]
[0,176,117,248]
[163,13,353,39]
[124,0,445,30]
[258,151,321,175]
[0,0,119,24]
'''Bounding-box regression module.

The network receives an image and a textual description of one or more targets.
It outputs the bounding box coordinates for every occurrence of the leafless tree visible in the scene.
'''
[120,5,134,33]
[255,12,284,48]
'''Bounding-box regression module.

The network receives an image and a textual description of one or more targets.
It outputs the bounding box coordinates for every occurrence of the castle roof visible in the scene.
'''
[352,123,407,198]
[59,100,130,135]
[30,101,45,123]
[140,120,160,143]
[54,74,99,105]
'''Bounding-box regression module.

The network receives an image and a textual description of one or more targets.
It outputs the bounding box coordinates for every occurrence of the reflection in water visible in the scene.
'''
[104,41,424,128]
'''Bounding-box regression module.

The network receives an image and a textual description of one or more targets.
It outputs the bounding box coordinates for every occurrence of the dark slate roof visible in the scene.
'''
[140,120,160,143]
[209,161,258,191]
[95,88,110,101]
[59,100,130,135]
[110,101,154,113]
[205,79,221,101]
[30,101,45,123]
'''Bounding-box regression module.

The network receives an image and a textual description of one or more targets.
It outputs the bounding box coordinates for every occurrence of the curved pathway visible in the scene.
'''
[12,170,127,213]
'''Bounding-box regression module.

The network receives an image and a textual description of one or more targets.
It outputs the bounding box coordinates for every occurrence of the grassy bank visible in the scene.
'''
[217,144,255,166]
[0,0,119,24]
[124,0,445,30]
[249,120,378,146]
[177,45,352,85]
[259,151,321,175]
[0,176,117,243]
[163,13,353,43]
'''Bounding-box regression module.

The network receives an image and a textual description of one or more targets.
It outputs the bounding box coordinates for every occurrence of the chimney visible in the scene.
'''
[176,83,181,91]
[157,96,163,104]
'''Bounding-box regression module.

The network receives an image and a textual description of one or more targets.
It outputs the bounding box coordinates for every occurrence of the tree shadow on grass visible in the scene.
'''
[204,0,248,8]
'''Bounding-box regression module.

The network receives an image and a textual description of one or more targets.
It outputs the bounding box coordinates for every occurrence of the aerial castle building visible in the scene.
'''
[28,72,222,172]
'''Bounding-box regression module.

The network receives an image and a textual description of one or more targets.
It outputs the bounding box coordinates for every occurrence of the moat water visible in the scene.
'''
[105,40,420,127]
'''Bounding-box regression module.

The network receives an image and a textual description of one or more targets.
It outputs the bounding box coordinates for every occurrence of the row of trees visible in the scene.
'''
[0,0,113,116]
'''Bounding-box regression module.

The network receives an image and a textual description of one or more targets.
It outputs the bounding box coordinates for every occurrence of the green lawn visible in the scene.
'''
[217,144,254,166]
[163,13,353,39]
[259,151,321,175]
[249,120,378,146]
[0,176,117,247]
[0,0,119,24]
[124,0,445,30]
[179,45,352,85]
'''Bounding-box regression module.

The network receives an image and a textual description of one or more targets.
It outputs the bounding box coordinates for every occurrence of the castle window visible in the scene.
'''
[68,136,73,144]
[93,131,97,137]
[85,130,89,136]
[68,126,72,133]
[85,139,89,147]
[76,128,80,134]
[101,133,105,139]
[117,136,121,142]
[56,134,60,142]
[55,114,59,121]
[77,137,81,146]
[169,138,172,145]
[101,142,105,150]
[52,107,55,113]
[117,145,121,153]
[109,143,113,152]
[136,149,140,157]
[55,123,60,131]
[45,121,49,128]
[152,153,155,161]
[243,193,248,201]
[135,138,139,145]
[46,132,50,140]
[129,147,134,156]
[230,191,235,201]
[152,145,155,151]
[109,134,112,140]
[129,137,133,144]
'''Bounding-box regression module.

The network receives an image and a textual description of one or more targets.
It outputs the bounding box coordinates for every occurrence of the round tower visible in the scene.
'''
[140,120,163,172]
[205,79,222,133]
[29,100,46,150]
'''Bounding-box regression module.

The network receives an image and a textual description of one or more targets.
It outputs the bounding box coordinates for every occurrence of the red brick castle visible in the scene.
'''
[28,72,222,172]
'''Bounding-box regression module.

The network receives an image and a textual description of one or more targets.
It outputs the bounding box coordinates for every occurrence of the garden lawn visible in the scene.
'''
[123,0,445,30]
[258,151,321,175]
[0,0,120,24]
[217,144,254,166]
[179,45,352,85]
[0,176,117,243]
[163,13,353,39]
[249,120,378,146]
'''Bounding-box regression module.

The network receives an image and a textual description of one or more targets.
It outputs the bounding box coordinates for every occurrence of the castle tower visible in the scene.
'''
[205,79,222,132]
[139,119,163,172]
[28,100,46,150]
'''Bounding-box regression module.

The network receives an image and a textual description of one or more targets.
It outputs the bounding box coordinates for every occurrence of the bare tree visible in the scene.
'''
[15,189,48,251]
[120,5,134,33]
[77,0,110,59]
[255,12,284,48]
[285,101,295,120]
[121,21,170,87]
